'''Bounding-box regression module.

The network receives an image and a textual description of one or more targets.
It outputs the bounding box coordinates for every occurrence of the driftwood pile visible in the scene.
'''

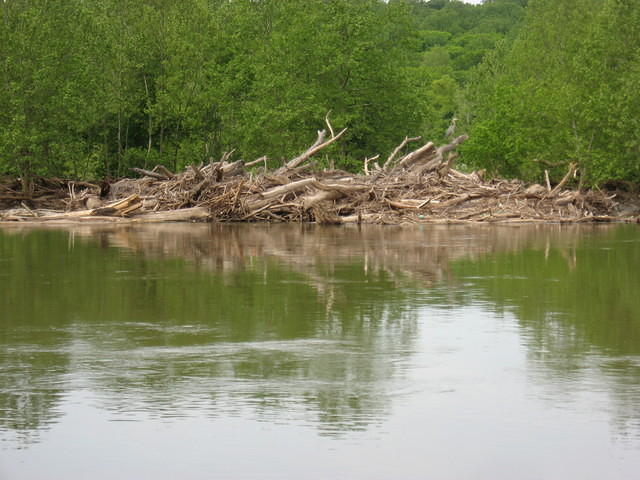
[1,127,637,224]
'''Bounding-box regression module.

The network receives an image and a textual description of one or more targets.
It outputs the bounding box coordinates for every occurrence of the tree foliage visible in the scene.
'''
[463,0,640,186]
[17,1,631,186]
[1,0,432,181]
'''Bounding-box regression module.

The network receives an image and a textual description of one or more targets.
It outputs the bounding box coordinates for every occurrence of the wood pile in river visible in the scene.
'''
[1,127,638,224]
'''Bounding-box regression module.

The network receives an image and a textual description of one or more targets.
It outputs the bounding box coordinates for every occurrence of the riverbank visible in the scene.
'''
[2,133,639,225]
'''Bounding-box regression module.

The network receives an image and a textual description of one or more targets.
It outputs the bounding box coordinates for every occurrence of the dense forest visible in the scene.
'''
[0,0,637,188]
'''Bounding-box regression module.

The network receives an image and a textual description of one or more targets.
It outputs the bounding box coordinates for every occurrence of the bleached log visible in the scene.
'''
[383,136,421,170]
[131,207,210,223]
[391,142,435,172]
[275,127,347,175]
[245,177,318,211]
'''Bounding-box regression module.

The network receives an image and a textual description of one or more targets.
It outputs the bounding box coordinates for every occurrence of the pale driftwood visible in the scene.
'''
[132,207,210,223]
[432,192,481,209]
[2,124,630,225]
[221,160,244,178]
[548,162,577,197]
[300,190,343,209]
[390,141,435,173]
[364,154,380,176]
[275,127,347,175]
[244,177,318,211]
[383,136,421,170]
[131,167,168,180]
[544,170,552,192]
[20,202,39,217]
[386,199,423,210]
[554,191,580,206]
[220,150,235,163]
[524,184,547,197]
[245,156,268,168]
[153,165,176,179]
[22,194,142,221]
[313,182,367,194]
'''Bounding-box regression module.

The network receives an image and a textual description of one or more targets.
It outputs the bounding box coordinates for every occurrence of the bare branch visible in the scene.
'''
[325,111,335,138]
[364,154,380,176]
[383,136,421,170]
[276,128,347,174]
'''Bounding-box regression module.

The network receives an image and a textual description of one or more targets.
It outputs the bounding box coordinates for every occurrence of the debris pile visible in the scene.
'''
[1,127,636,224]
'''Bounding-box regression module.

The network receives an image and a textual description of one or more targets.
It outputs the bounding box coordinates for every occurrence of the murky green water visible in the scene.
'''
[1,223,639,479]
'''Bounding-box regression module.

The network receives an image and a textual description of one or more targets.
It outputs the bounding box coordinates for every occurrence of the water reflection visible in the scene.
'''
[0,223,639,454]
[449,226,640,439]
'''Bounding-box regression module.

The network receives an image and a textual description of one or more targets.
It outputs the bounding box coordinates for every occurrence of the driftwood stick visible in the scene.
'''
[432,134,469,165]
[391,142,435,172]
[221,160,244,177]
[131,207,210,223]
[384,136,421,170]
[153,165,175,179]
[245,156,268,168]
[220,150,235,163]
[411,134,469,176]
[364,154,380,175]
[245,177,318,211]
[300,190,343,209]
[276,127,347,174]
[20,202,39,217]
[325,111,335,138]
[131,167,168,180]
[544,170,551,192]
[548,162,577,197]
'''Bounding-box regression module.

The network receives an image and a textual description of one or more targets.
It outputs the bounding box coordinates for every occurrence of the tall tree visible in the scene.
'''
[463,0,640,186]
[0,0,103,188]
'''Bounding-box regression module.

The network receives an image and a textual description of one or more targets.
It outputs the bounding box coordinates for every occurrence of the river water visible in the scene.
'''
[0,223,639,479]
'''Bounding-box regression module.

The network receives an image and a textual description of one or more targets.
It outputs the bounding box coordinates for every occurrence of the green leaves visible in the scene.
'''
[0,0,529,181]
[464,0,640,186]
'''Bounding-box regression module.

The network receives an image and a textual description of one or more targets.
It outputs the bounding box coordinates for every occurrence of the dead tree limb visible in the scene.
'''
[153,165,175,179]
[548,162,577,197]
[383,136,421,170]
[275,127,347,175]
[390,141,435,173]
[246,156,268,168]
[245,177,318,211]
[131,168,169,180]
[364,154,380,175]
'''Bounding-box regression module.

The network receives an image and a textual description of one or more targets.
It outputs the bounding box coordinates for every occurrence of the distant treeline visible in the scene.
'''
[1,0,637,187]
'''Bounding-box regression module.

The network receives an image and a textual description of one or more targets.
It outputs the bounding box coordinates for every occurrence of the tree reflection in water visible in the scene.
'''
[0,223,638,446]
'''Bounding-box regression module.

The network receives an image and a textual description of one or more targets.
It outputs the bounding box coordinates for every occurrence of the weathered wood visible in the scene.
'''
[245,156,268,168]
[244,177,318,211]
[131,167,169,180]
[221,160,244,178]
[300,190,343,209]
[2,126,630,225]
[383,136,421,170]
[275,127,347,174]
[548,162,577,197]
[132,207,210,223]
[390,141,435,173]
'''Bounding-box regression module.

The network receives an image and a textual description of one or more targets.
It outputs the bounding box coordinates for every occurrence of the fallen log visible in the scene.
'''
[2,121,633,225]
[131,206,210,223]
[131,167,168,180]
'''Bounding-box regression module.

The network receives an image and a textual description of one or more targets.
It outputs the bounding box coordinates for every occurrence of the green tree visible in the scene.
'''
[0,1,103,188]
[210,0,423,168]
[463,0,640,186]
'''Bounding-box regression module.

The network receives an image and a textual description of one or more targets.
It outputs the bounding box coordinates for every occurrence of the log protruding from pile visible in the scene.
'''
[1,124,637,224]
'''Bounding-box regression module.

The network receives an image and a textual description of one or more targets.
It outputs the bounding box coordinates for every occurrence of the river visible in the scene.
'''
[1,223,639,479]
